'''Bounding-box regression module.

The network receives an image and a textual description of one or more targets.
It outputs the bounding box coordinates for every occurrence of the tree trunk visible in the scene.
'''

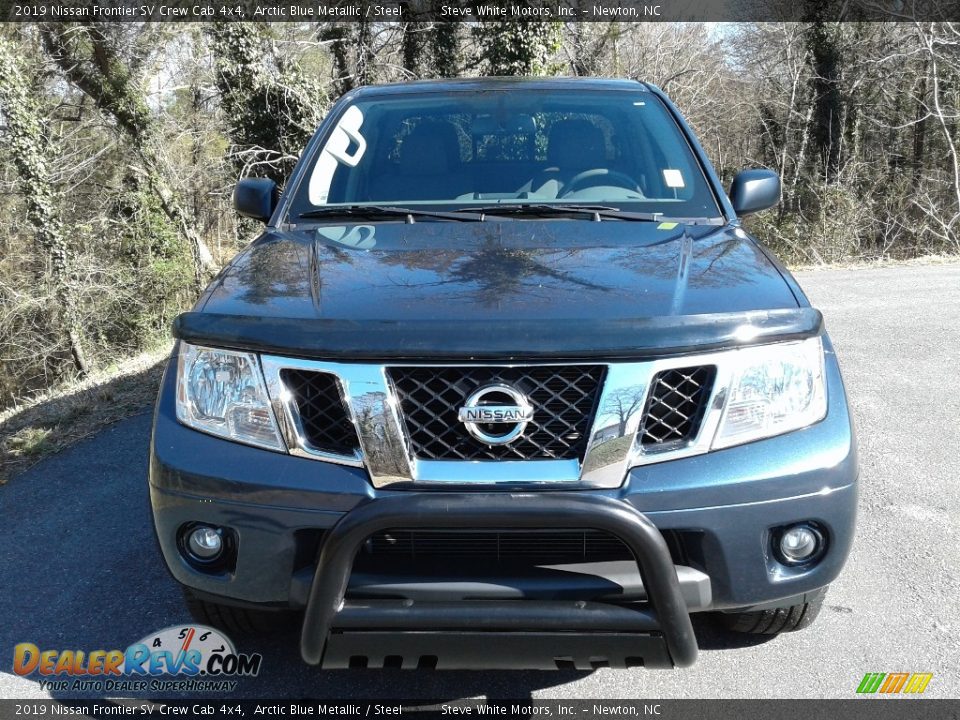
[912,56,930,185]
[0,37,88,376]
[402,21,429,78]
[431,24,461,78]
[319,23,354,94]
[355,17,373,87]
[804,18,844,183]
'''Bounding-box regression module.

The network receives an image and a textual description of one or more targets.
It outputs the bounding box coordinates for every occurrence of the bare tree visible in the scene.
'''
[603,387,647,436]
[39,23,216,285]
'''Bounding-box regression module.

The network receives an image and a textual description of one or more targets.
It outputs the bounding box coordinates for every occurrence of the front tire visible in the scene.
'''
[719,587,827,635]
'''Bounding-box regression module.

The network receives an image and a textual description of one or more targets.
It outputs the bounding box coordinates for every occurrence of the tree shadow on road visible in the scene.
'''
[0,352,167,484]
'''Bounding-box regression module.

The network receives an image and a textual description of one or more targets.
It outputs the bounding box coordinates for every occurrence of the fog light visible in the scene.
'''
[777,524,823,564]
[187,526,223,560]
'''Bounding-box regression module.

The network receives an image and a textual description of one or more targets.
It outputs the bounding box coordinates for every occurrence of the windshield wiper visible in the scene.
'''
[460,203,673,223]
[298,203,718,225]
[298,205,486,222]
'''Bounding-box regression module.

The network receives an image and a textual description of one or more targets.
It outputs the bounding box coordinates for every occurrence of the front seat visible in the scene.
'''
[369,120,466,202]
[527,119,607,198]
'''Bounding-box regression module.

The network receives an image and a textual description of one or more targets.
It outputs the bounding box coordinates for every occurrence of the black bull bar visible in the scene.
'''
[301,493,699,670]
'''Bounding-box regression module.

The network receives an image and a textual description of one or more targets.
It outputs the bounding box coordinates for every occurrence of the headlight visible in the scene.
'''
[712,337,826,449]
[176,343,285,451]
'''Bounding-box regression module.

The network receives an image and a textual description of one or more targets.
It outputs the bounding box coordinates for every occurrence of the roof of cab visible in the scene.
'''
[351,76,650,97]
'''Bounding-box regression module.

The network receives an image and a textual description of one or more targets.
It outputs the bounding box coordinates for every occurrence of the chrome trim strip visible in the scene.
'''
[580,362,652,487]
[579,352,737,485]
[341,364,413,486]
[412,459,581,484]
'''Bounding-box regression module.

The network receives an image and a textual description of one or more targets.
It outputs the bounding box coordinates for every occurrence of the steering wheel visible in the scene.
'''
[559,169,642,198]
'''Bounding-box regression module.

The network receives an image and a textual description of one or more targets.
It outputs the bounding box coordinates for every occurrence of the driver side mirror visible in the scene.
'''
[729,169,781,216]
[234,178,278,223]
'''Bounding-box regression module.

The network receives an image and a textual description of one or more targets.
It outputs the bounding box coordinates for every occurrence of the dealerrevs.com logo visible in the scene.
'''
[12,625,262,693]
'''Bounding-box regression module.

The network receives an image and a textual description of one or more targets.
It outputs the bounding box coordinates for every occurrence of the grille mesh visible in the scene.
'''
[364,530,634,564]
[388,366,605,461]
[638,366,716,448]
[281,369,360,456]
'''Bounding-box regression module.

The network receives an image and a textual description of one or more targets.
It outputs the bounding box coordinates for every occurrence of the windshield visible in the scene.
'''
[288,88,722,220]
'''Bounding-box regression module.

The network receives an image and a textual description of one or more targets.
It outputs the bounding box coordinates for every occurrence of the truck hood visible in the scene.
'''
[180,220,816,359]
[200,220,800,322]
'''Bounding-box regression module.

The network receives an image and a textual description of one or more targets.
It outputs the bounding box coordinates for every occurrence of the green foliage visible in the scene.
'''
[0,38,66,274]
[209,22,327,185]
[0,34,89,385]
[38,26,154,138]
[474,22,563,76]
[110,185,195,343]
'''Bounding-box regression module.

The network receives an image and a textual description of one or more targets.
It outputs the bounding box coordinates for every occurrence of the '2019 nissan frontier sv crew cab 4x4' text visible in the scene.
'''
[149,77,858,670]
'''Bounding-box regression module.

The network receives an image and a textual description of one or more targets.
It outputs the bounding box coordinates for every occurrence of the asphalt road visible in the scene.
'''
[2,262,958,700]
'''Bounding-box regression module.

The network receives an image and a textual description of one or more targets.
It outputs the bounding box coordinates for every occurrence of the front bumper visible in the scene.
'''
[149,343,858,667]
[301,492,697,669]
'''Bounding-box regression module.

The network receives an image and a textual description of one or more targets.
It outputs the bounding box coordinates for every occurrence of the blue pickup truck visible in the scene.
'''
[149,77,858,670]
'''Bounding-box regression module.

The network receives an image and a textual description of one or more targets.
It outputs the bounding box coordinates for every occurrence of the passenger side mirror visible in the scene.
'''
[729,169,781,216]
[234,178,278,223]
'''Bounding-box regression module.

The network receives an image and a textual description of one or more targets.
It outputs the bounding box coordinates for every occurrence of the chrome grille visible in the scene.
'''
[638,366,716,448]
[388,365,606,461]
[281,369,360,456]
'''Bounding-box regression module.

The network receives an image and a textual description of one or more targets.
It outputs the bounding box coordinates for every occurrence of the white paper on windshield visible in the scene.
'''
[663,169,685,188]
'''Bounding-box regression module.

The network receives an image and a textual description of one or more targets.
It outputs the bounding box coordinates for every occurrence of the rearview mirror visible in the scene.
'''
[471,113,536,136]
[234,178,278,223]
[729,169,781,216]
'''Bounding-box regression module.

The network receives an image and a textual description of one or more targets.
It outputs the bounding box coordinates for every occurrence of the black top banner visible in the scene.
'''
[3,0,959,22]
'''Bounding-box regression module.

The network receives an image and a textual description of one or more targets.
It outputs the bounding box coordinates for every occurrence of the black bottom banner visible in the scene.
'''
[0,700,958,720]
